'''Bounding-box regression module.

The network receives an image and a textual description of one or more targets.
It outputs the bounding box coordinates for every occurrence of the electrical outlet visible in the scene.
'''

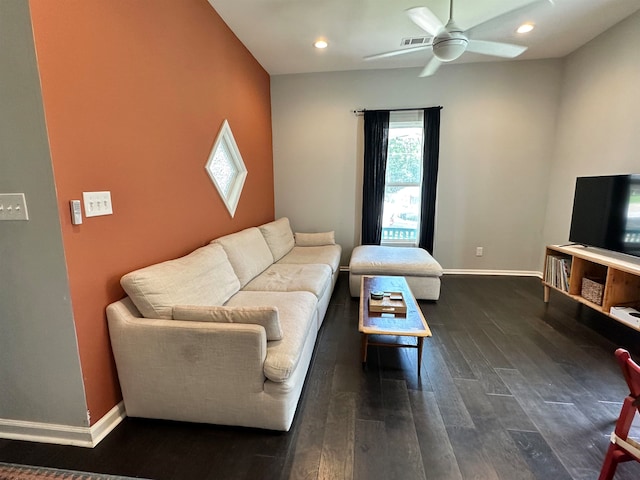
[83,191,113,217]
[476,246,484,257]
[0,193,29,221]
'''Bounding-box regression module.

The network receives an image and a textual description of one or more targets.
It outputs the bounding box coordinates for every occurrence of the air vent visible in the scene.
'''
[401,36,430,46]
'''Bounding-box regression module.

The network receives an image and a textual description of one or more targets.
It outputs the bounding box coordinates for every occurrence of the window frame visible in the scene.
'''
[381,112,424,247]
[205,119,247,218]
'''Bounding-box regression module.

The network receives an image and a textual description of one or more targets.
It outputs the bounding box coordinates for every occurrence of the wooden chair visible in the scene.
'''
[598,348,640,480]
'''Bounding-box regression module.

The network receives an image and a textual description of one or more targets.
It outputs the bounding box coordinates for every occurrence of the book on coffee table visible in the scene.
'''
[369,291,407,314]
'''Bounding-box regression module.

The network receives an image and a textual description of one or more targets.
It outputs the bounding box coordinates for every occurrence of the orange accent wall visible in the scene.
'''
[29,0,274,423]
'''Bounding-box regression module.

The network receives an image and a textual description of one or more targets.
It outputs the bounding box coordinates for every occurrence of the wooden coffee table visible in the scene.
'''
[359,275,432,375]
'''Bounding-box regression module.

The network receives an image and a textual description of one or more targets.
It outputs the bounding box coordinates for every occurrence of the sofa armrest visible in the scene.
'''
[106,298,267,422]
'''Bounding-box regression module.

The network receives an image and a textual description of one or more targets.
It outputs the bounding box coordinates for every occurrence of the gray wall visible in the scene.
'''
[0,1,87,426]
[542,10,640,249]
[271,59,563,271]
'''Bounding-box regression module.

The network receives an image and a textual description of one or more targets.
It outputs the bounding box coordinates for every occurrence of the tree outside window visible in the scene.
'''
[382,112,424,245]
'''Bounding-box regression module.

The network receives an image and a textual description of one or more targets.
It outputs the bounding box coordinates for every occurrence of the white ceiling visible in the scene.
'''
[208,0,640,76]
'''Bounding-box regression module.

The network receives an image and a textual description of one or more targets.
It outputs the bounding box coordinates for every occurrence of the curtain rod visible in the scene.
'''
[353,106,442,116]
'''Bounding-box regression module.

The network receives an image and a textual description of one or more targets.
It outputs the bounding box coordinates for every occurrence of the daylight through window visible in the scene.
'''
[381,110,424,246]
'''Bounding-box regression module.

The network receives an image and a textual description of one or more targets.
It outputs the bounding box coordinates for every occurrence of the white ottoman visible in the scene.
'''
[349,246,443,300]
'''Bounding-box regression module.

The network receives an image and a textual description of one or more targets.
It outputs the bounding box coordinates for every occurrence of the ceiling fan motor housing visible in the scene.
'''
[433,19,468,62]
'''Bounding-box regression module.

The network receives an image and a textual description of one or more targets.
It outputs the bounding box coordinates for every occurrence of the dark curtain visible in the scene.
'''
[361,110,390,245]
[419,107,441,253]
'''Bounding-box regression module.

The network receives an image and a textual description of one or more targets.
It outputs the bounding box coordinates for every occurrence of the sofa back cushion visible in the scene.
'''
[120,243,240,319]
[294,231,335,247]
[172,305,282,341]
[213,227,274,287]
[259,217,295,262]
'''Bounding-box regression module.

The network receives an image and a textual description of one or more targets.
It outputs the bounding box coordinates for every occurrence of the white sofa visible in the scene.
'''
[106,218,341,431]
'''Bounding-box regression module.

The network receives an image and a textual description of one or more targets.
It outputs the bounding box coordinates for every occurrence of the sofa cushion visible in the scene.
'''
[213,227,274,288]
[278,245,342,274]
[259,218,295,262]
[243,263,331,300]
[225,290,318,383]
[172,305,283,341]
[120,244,240,319]
[295,231,335,247]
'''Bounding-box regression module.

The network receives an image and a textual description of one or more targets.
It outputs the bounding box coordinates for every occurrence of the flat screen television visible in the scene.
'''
[569,174,640,257]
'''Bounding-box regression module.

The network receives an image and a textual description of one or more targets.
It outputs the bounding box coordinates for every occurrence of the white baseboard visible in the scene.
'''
[89,401,127,446]
[342,265,543,278]
[443,269,543,278]
[0,401,126,448]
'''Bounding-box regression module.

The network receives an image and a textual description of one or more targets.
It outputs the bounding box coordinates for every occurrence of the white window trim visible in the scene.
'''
[381,112,424,247]
[205,119,247,218]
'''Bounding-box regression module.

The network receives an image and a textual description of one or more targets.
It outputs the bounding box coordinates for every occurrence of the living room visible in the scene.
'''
[1,0,640,478]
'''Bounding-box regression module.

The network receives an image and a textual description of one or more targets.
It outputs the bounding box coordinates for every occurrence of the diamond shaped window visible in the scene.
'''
[205,120,247,217]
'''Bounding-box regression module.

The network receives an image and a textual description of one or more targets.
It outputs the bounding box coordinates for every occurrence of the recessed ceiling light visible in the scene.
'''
[517,23,535,34]
[314,40,328,49]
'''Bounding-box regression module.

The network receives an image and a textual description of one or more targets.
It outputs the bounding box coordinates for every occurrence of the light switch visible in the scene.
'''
[0,193,29,221]
[83,191,113,217]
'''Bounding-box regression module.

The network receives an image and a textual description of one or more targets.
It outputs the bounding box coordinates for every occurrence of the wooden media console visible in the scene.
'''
[543,244,640,332]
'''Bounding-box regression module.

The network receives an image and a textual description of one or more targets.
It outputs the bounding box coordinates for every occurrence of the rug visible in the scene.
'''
[0,462,147,480]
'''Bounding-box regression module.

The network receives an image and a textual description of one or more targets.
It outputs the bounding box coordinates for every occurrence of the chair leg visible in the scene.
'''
[599,396,638,480]
[599,445,624,480]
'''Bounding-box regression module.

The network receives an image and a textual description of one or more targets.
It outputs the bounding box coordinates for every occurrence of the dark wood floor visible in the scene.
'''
[2,273,640,480]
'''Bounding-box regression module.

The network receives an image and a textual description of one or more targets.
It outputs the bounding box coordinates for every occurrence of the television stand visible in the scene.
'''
[543,245,640,332]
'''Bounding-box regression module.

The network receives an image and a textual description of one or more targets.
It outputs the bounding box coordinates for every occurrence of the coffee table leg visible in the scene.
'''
[417,337,424,376]
[361,334,369,365]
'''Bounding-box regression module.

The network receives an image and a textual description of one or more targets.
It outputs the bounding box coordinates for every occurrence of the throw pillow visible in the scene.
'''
[295,231,335,247]
[172,305,283,341]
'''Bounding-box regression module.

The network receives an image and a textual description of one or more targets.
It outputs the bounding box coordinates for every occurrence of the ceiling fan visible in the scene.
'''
[364,0,533,77]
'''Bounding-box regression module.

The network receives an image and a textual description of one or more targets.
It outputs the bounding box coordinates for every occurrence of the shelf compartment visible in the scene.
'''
[603,268,640,313]
[571,259,608,300]
[544,249,572,292]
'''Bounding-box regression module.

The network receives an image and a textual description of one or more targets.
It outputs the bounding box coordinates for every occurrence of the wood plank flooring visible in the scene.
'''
[2,273,640,480]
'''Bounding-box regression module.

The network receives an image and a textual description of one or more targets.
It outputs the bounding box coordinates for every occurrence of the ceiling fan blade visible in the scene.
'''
[419,57,442,77]
[406,7,444,37]
[364,45,431,61]
[466,39,527,58]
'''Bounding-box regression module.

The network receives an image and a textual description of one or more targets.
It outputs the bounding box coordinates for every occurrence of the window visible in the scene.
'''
[381,111,424,246]
[205,120,247,217]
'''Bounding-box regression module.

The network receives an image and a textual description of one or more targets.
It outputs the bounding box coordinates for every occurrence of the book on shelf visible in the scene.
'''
[545,255,572,292]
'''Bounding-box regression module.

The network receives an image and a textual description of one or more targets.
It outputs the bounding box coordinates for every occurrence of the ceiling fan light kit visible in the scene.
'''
[432,20,468,62]
[433,37,467,62]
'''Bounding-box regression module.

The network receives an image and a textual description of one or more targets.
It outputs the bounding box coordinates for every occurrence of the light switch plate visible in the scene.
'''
[0,193,29,221]
[83,191,113,217]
